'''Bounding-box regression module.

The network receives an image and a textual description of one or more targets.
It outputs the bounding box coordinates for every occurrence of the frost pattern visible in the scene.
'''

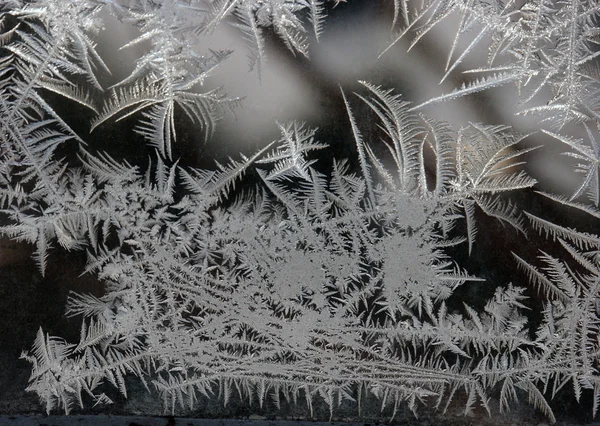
[1,0,600,423]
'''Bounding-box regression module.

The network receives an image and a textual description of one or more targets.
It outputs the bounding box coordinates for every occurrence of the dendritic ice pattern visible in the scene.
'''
[1,0,600,424]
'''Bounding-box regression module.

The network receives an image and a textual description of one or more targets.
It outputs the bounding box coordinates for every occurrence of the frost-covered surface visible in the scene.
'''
[2,0,600,424]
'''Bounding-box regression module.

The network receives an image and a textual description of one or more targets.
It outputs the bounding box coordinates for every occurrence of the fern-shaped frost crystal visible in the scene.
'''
[3,0,600,423]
